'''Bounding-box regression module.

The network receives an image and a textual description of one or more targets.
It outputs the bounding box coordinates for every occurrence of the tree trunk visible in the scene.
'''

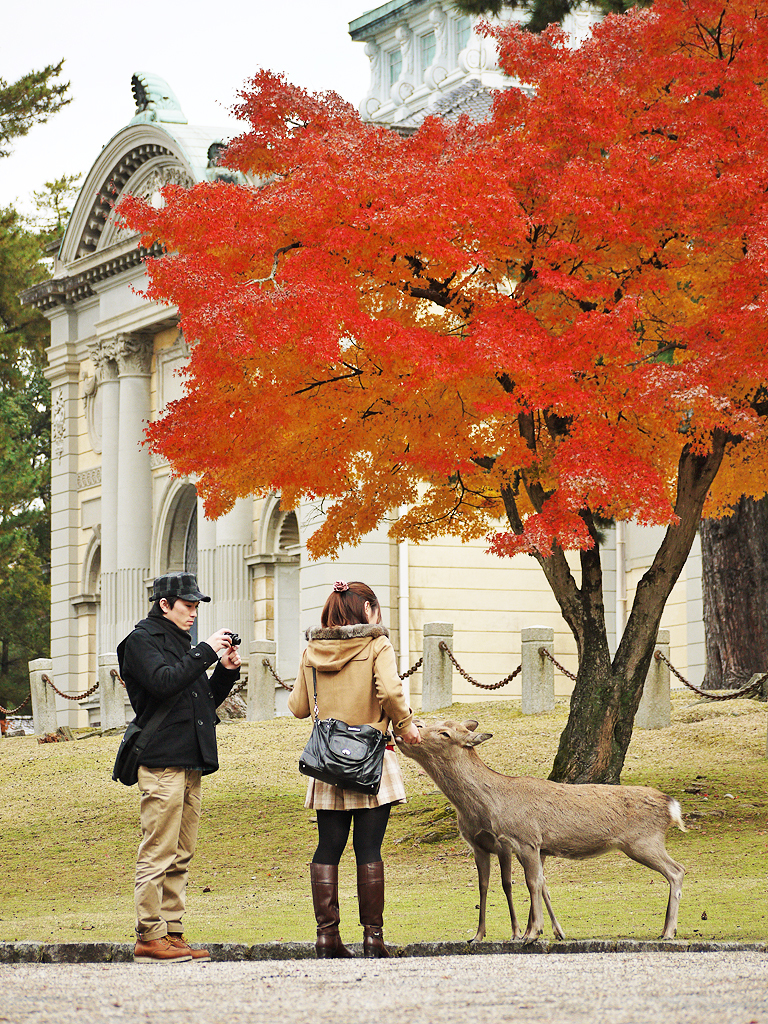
[534,435,729,784]
[700,495,768,689]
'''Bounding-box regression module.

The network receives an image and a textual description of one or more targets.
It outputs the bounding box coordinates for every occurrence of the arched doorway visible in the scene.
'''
[156,481,199,641]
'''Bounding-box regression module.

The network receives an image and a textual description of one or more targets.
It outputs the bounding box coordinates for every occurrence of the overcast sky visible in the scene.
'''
[2,0,372,215]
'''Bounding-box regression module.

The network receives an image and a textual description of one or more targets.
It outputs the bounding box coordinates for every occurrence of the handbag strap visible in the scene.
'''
[133,695,179,756]
[311,667,319,723]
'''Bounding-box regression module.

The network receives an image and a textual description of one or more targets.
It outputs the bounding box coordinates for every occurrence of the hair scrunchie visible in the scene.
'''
[333,580,349,593]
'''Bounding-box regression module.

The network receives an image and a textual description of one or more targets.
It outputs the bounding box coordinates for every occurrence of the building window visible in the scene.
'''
[420,31,436,71]
[388,47,402,86]
[456,15,472,51]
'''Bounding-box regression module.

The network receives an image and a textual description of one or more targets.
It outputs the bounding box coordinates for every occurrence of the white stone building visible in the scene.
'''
[23,5,704,729]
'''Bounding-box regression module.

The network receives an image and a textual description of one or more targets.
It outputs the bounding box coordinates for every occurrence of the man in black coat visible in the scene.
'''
[117,571,241,964]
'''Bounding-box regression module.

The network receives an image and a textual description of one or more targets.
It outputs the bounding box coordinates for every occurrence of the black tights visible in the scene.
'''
[312,805,391,866]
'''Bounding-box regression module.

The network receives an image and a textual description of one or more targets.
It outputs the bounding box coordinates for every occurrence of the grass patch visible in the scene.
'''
[1,694,767,945]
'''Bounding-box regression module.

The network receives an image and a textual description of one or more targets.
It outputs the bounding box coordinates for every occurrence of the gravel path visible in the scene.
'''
[2,952,767,1024]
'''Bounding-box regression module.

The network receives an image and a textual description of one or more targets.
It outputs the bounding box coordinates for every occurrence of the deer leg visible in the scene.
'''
[498,845,521,940]
[539,854,565,940]
[517,845,545,943]
[469,847,491,944]
[622,838,685,939]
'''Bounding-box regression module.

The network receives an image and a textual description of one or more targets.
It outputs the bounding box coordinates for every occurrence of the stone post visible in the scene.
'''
[98,653,126,731]
[247,640,277,721]
[421,622,453,712]
[521,626,555,714]
[28,659,58,735]
[636,629,671,730]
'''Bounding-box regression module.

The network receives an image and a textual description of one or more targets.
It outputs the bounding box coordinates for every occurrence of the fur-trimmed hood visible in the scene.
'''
[305,624,389,642]
[304,623,390,674]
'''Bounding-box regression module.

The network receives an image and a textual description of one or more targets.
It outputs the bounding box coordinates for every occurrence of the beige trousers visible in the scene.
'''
[135,766,202,941]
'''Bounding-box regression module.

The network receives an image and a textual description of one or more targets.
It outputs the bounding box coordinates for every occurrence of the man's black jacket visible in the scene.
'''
[117,614,239,774]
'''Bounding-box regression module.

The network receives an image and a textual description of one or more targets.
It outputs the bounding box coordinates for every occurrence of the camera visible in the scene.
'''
[224,631,241,646]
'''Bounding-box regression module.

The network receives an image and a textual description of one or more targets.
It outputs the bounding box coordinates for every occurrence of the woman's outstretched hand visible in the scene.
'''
[399,723,421,745]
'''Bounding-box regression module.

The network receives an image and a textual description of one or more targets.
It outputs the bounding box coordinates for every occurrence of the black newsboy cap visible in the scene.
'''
[150,571,211,603]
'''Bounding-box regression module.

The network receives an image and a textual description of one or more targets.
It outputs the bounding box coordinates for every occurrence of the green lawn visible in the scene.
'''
[1,692,766,946]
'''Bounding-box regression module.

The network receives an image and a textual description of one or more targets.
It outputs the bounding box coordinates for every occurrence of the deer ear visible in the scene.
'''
[463,719,479,732]
[464,731,492,747]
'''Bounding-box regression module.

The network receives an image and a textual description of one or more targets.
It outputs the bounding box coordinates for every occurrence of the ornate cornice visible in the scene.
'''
[20,242,164,312]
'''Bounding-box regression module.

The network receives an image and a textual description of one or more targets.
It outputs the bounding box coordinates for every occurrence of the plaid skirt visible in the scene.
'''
[303,747,407,810]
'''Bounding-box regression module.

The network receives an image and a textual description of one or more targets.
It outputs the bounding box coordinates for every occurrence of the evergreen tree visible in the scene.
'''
[0,60,72,714]
[0,62,70,159]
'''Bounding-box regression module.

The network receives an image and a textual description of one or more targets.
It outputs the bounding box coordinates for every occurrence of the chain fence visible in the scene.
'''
[539,646,577,682]
[400,656,423,680]
[438,641,522,691]
[654,650,768,701]
[42,673,99,701]
[540,646,767,702]
[20,642,767,732]
[0,694,31,715]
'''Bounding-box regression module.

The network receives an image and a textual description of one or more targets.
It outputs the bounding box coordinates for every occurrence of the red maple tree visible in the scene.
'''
[120,0,768,783]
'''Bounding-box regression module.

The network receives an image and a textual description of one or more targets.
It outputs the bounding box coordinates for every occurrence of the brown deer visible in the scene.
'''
[397,719,685,943]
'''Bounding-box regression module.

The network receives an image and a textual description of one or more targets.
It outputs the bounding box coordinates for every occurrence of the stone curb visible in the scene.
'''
[0,939,766,964]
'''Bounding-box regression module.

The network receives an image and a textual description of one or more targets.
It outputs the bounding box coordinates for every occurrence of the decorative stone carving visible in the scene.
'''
[130,72,187,125]
[425,6,449,89]
[88,338,120,383]
[52,388,65,462]
[115,333,153,376]
[144,166,196,196]
[77,466,102,490]
[391,26,416,104]
[361,42,383,117]
[81,372,103,453]
[459,18,487,74]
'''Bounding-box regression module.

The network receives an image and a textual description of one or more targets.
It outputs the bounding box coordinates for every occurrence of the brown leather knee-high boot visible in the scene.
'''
[357,860,390,958]
[310,863,354,959]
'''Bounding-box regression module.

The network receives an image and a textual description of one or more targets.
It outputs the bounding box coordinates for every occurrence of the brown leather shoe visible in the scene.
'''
[167,934,211,961]
[133,936,193,963]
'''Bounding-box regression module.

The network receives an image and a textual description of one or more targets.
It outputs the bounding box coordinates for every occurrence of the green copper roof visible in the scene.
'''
[349,0,425,40]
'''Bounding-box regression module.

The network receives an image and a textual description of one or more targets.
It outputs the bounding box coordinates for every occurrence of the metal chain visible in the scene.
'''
[43,674,100,701]
[263,658,293,691]
[0,694,31,715]
[537,646,766,700]
[400,657,423,680]
[655,650,767,701]
[438,641,522,690]
[538,646,577,681]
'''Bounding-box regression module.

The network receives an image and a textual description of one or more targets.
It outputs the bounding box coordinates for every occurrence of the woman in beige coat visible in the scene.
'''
[288,580,421,958]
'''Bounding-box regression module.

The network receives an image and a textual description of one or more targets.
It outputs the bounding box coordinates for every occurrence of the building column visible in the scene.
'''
[215,498,253,653]
[196,497,218,641]
[114,334,153,641]
[90,340,120,653]
[45,310,81,726]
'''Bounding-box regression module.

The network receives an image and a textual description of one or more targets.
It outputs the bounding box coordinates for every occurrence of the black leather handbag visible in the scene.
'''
[112,697,177,786]
[299,668,388,795]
